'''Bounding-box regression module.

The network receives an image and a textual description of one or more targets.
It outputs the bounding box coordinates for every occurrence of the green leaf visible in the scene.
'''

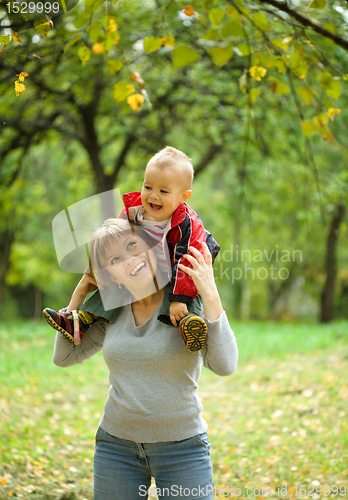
[113,82,135,103]
[226,6,239,19]
[173,45,201,69]
[323,23,336,33]
[250,12,270,31]
[85,0,103,14]
[64,34,80,54]
[301,120,318,137]
[0,35,11,46]
[208,46,233,65]
[77,46,91,66]
[203,0,218,8]
[296,85,316,105]
[290,51,308,79]
[312,113,329,127]
[232,0,249,16]
[88,21,104,43]
[310,0,326,8]
[239,70,248,93]
[107,60,124,75]
[248,87,262,104]
[221,20,244,39]
[269,77,290,96]
[209,8,225,27]
[143,36,162,54]
[200,29,219,41]
[237,44,253,56]
[75,13,89,29]
[104,33,116,53]
[317,72,341,100]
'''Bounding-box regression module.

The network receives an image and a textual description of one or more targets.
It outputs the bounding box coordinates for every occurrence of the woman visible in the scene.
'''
[52,218,238,499]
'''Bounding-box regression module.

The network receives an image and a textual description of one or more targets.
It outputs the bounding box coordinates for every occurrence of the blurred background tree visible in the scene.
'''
[0,0,347,322]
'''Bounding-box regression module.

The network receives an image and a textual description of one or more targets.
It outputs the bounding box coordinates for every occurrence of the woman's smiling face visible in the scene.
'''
[103,231,157,292]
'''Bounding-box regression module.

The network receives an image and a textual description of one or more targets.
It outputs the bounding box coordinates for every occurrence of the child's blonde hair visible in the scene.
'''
[147,146,194,190]
[89,218,155,288]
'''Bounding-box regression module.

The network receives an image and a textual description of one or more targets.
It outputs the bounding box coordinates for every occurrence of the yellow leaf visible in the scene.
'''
[92,43,104,54]
[12,31,22,44]
[107,16,118,34]
[183,5,195,16]
[327,108,341,121]
[18,72,29,82]
[343,74,348,81]
[113,82,135,103]
[127,93,145,111]
[34,16,53,37]
[15,80,25,96]
[161,35,175,47]
[249,65,267,81]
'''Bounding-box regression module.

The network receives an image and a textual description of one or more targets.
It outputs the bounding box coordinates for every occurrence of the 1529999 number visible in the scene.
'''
[6,2,60,14]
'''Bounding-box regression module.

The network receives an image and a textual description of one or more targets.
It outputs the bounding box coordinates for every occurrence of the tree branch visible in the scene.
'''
[194,144,222,177]
[108,133,137,187]
[256,0,348,51]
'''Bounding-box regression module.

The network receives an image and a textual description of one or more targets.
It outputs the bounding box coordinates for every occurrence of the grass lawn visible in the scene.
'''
[0,319,347,499]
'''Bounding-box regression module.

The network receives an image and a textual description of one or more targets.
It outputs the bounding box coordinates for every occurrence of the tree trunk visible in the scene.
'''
[33,288,42,320]
[320,204,346,323]
[0,229,15,309]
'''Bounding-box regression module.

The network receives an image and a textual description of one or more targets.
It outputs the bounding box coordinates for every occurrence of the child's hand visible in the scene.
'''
[170,301,188,326]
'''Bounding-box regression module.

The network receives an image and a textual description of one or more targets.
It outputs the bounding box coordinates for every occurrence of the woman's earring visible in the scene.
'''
[117,282,121,289]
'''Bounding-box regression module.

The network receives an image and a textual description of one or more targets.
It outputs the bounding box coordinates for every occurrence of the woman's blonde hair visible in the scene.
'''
[89,218,154,288]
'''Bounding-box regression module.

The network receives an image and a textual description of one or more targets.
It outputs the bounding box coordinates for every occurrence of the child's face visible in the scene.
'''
[141,164,191,221]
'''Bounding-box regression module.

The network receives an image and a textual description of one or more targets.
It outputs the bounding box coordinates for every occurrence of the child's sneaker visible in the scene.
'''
[179,313,207,352]
[42,308,94,345]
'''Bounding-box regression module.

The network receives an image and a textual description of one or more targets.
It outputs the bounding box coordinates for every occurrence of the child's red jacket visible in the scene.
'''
[122,192,220,304]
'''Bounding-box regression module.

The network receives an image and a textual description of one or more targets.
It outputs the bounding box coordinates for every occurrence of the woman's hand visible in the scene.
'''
[178,242,223,322]
[67,270,99,312]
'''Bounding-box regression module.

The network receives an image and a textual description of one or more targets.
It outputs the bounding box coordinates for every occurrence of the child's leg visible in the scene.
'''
[82,290,119,324]
[43,291,119,344]
[157,287,207,352]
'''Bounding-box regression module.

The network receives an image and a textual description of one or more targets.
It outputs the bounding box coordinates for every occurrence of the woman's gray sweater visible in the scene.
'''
[53,305,238,443]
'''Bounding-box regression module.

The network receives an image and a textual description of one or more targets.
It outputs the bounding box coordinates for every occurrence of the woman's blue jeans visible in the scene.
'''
[93,427,214,499]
